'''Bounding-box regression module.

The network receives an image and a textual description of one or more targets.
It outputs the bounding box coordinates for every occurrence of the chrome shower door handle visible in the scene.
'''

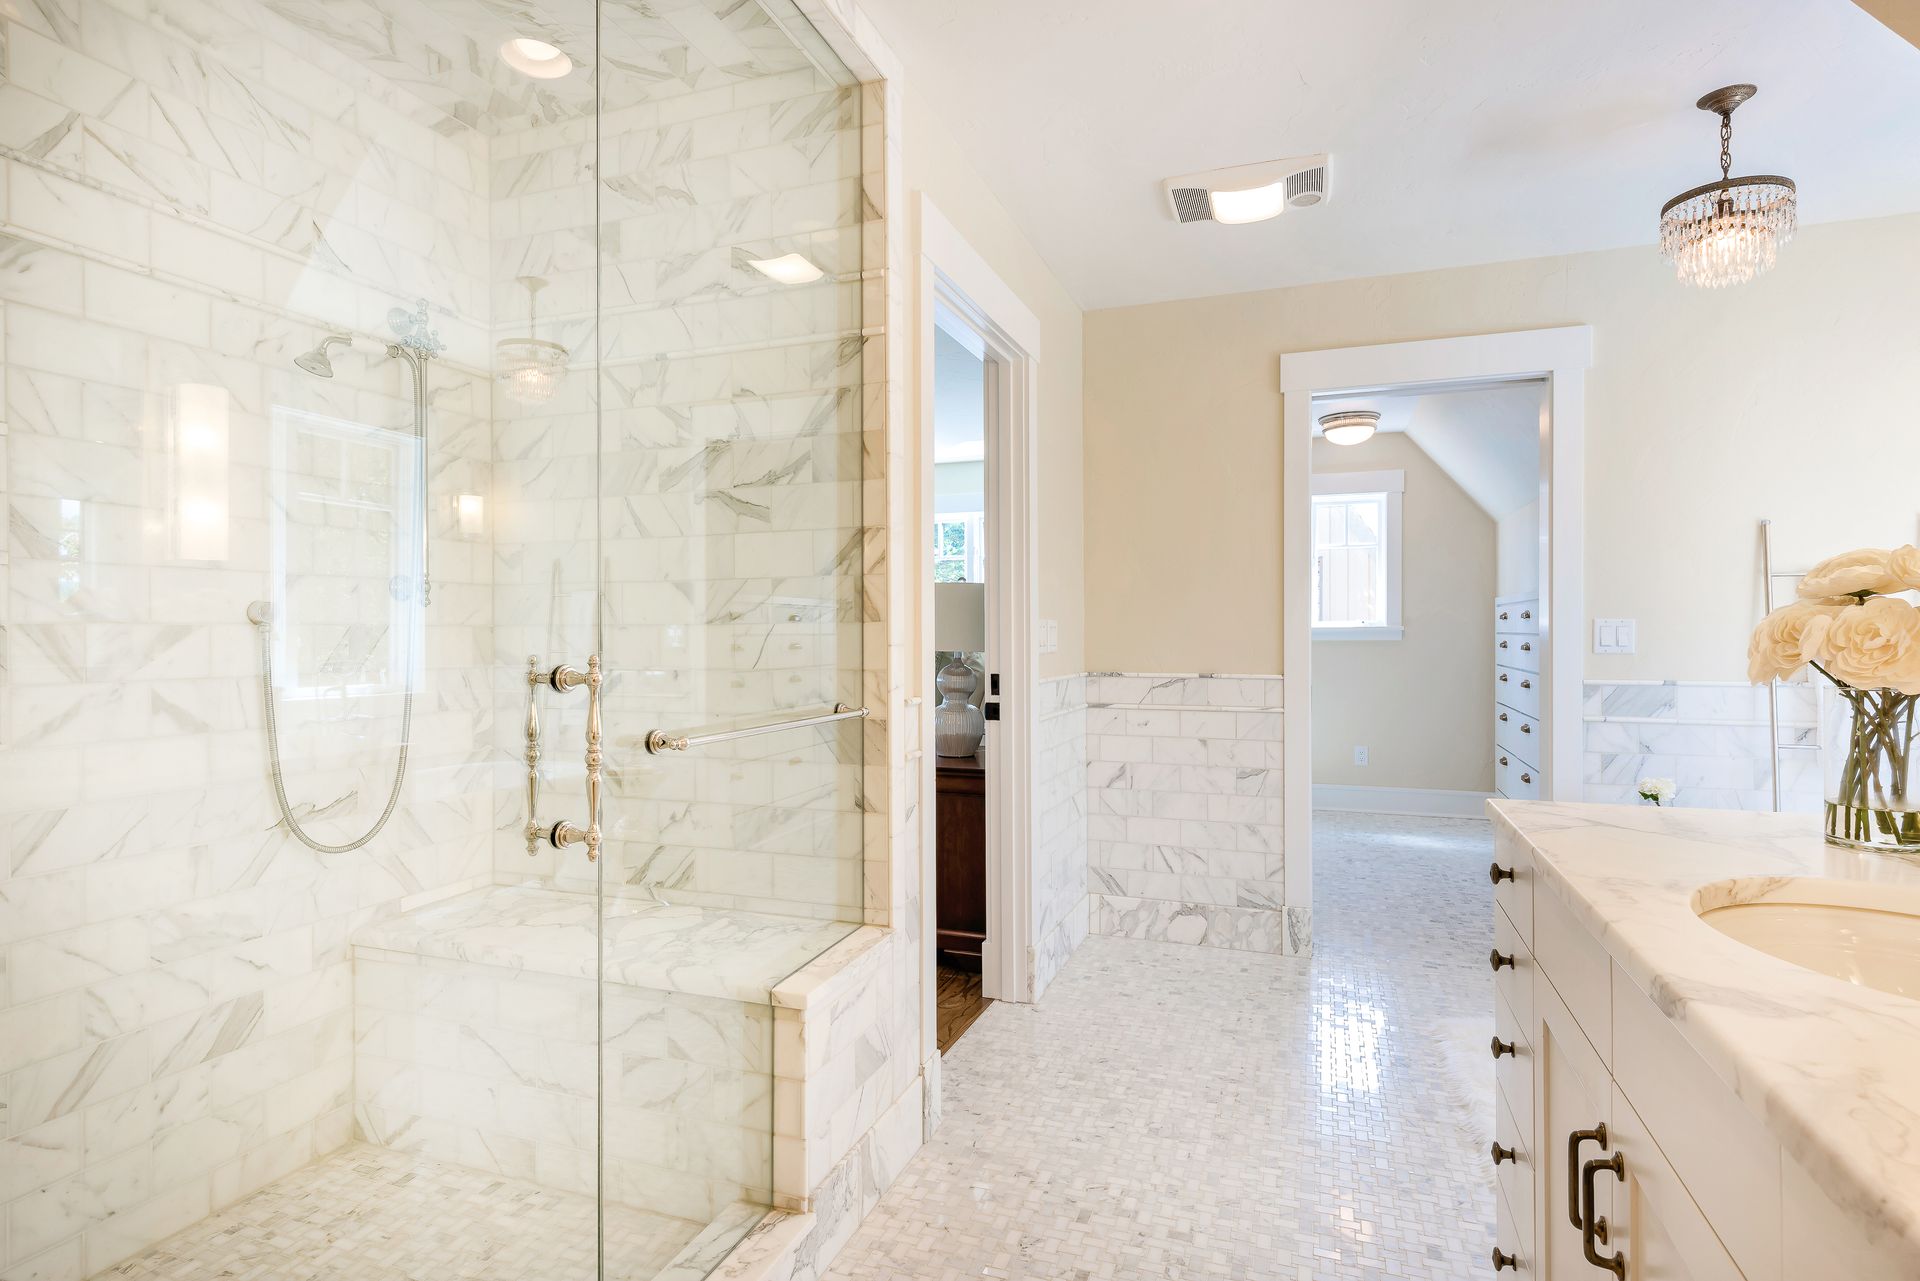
[547,655,603,861]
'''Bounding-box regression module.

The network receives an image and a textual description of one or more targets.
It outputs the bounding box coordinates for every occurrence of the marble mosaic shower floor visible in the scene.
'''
[91,1142,702,1281]
[824,811,1498,1280]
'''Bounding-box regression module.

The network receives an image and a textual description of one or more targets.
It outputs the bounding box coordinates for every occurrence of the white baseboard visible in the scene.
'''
[1312,783,1493,819]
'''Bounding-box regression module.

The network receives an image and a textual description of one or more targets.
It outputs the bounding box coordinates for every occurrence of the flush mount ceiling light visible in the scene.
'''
[1658,84,1796,289]
[1162,154,1329,225]
[747,252,825,285]
[1319,410,1379,447]
[500,37,573,79]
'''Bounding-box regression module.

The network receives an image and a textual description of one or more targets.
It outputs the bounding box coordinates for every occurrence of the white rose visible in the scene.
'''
[1797,548,1903,600]
[1748,601,1844,685]
[1637,777,1676,806]
[1890,545,1920,592]
[1818,596,1920,695]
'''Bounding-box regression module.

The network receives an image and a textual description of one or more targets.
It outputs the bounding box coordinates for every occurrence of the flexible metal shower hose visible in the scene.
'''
[256,615,415,853]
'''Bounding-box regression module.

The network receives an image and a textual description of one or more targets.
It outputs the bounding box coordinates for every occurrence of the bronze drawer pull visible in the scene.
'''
[1582,1153,1627,1277]
[1492,1246,1519,1271]
[1499,610,1509,620]
[1521,609,1531,619]
[1489,862,1514,884]
[1499,712,1509,721]
[1521,679,1531,689]
[1499,755,1509,766]
[1520,772,1532,784]
[1521,641,1532,651]
[1566,1125,1608,1229]
[1491,1035,1516,1058]
[1520,723,1531,734]
[1489,949,1515,972]
[1499,639,1509,648]
[1499,672,1508,682]
[1491,1140,1517,1164]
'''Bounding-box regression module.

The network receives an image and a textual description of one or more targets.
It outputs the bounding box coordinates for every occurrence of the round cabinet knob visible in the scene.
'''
[1520,679,1531,689]
[1499,755,1509,766]
[1491,1035,1517,1058]
[1520,773,1532,784]
[1521,610,1532,620]
[1491,1140,1517,1164]
[1520,723,1531,734]
[1489,949,1515,972]
[1521,641,1532,651]
[1499,640,1509,648]
[1499,611,1509,620]
[1489,862,1514,885]
[1492,1246,1519,1271]
[1499,672,1509,682]
[1499,712,1509,722]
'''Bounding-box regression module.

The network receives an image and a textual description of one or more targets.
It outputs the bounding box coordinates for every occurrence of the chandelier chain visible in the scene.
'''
[1719,112,1733,182]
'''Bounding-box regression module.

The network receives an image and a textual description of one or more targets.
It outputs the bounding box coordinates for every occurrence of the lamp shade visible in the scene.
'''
[934,582,986,652]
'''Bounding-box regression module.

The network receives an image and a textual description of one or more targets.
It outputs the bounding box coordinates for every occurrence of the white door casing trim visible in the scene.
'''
[1280,325,1592,915]
[915,194,1042,1021]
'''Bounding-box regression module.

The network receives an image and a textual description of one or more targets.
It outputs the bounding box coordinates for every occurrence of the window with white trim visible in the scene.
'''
[1311,469,1403,640]
[933,512,985,583]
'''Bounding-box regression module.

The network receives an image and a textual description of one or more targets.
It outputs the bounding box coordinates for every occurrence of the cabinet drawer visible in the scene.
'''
[1494,707,1539,765]
[1492,908,1534,1030]
[1495,634,1541,672]
[1496,752,1540,799]
[1494,665,1539,717]
[1532,884,1609,1063]
[1612,966,1780,1281]
[1490,826,1532,943]
[1494,986,1533,1155]
[1494,598,1539,633]
[1494,1083,1533,1261]
[1494,1179,1536,1278]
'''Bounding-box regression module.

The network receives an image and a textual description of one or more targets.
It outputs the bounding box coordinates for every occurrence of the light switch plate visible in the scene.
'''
[1594,618,1636,654]
[1039,619,1059,654]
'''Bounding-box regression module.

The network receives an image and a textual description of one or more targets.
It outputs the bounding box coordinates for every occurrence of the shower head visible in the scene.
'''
[293,334,352,378]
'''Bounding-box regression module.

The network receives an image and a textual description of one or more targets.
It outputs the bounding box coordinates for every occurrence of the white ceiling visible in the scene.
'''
[1316,382,1543,519]
[857,0,1920,308]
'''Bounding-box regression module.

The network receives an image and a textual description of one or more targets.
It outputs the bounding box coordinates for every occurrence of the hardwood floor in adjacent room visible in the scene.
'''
[936,966,992,1053]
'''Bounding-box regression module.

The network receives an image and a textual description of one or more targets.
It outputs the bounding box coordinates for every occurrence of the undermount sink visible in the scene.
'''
[1695,879,1920,1002]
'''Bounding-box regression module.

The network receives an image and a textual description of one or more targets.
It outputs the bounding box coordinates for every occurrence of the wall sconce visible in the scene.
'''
[174,383,230,561]
[456,493,485,536]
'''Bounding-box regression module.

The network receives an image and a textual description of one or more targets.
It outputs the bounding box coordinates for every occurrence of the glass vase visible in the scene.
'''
[1822,679,1920,852]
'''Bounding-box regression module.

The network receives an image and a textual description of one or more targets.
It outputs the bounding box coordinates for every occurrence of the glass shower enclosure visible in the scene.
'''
[0,0,867,1275]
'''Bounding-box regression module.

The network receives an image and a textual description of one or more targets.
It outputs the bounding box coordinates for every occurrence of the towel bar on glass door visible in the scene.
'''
[640,703,869,754]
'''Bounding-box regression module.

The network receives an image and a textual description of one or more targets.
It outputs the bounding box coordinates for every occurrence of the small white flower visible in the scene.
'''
[1637,777,1676,806]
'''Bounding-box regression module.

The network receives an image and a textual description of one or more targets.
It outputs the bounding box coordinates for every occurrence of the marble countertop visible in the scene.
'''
[1489,801,1920,1263]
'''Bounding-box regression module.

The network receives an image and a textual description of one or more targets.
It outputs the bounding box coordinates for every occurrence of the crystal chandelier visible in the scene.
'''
[1658,85,1796,289]
[495,276,569,406]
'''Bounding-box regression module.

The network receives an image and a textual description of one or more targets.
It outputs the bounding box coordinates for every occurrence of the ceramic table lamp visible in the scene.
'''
[933,582,986,757]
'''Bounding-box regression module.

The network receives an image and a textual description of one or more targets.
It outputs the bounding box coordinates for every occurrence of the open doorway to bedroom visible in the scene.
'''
[1308,378,1547,818]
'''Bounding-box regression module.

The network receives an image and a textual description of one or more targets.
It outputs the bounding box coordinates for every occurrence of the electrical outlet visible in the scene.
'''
[1594,618,1637,655]
[1353,746,1369,766]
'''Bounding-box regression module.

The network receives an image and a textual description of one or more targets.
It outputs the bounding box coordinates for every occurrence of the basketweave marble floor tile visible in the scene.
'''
[824,811,1498,1281]
[92,1141,703,1281]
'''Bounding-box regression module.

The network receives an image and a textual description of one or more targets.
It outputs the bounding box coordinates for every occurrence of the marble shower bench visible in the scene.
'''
[347,883,890,1231]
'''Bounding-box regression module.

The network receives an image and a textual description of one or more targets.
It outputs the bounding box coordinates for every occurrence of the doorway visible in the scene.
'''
[1308,378,1547,818]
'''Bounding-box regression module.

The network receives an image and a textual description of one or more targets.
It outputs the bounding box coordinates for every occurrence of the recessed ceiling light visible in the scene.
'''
[1209,182,1290,225]
[1319,410,1380,447]
[500,37,573,79]
[747,253,825,285]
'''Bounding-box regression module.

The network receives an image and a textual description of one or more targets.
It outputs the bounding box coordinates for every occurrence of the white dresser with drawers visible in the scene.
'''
[1493,594,1541,800]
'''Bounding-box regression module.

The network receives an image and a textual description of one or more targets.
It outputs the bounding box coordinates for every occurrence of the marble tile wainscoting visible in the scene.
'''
[1030,674,1088,999]
[1086,674,1304,956]
[1582,679,1821,812]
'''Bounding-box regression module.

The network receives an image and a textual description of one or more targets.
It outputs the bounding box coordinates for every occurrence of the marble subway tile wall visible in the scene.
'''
[489,25,871,924]
[1086,674,1306,956]
[0,0,497,1273]
[1582,680,1821,812]
[1031,674,1088,998]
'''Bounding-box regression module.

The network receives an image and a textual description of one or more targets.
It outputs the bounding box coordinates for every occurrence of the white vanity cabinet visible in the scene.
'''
[1486,823,1912,1280]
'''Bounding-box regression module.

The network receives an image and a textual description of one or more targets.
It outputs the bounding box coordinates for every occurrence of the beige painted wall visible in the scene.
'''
[1311,435,1495,791]
[900,86,1086,678]
[1497,500,1541,599]
[1084,213,1920,681]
